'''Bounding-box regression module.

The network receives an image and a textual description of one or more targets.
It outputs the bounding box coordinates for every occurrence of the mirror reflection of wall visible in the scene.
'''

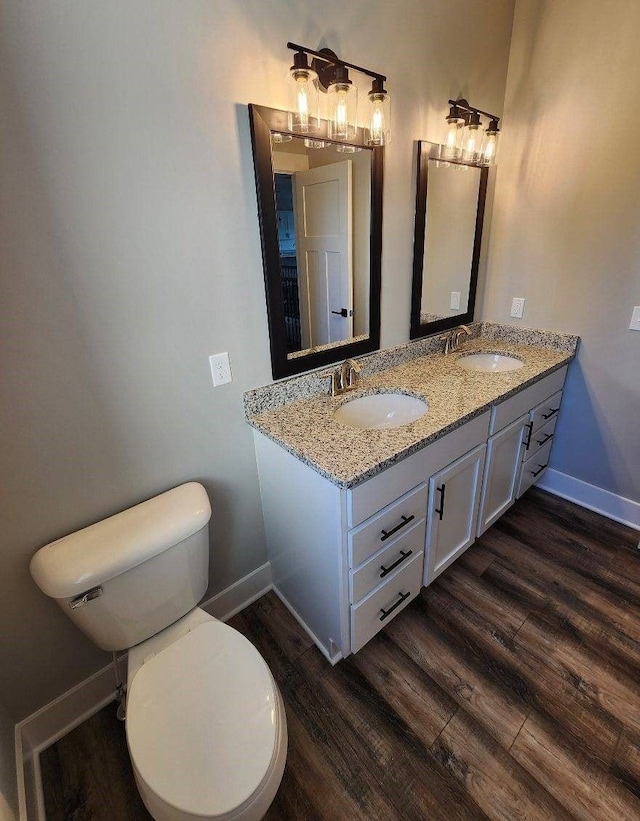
[410,140,488,340]
[271,137,371,358]
[420,162,480,323]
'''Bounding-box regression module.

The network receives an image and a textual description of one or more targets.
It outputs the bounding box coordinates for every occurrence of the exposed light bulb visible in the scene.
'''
[327,65,357,142]
[287,52,319,134]
[336,91,348,131]
[441,105,464,160]
[480,120,500,166]
[461,111,483,163]
[366,79,390,146]
[296,80,309,124]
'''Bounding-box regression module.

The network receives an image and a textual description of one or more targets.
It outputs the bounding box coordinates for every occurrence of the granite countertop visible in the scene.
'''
[245,327,577,489]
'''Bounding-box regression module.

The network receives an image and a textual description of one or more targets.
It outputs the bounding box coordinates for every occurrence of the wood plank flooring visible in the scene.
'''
[40,489,640,820]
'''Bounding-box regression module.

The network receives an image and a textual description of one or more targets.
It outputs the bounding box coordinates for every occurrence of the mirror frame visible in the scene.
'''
[410,140,488,339]
[249,103,383,379]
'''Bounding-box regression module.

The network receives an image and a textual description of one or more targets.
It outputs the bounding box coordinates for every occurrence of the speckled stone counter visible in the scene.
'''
[244,323,578,489]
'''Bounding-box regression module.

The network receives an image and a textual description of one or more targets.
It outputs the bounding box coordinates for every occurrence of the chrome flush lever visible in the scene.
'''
[69,586,103,609]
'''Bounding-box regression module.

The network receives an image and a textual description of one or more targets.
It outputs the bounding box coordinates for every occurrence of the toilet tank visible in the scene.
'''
[30,483,212,652]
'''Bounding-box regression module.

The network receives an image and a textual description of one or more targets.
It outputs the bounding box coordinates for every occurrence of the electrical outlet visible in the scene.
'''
[450,291,461,310]
[629,306,640,331]
[209,352,232,387]
[511,297,525,319]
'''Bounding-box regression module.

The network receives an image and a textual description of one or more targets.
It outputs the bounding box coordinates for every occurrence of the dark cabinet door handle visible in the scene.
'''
[379,591,411,621]
[379,549,413,578]
[531,463,548,478]
[380,514,415,542]
[331,308,349,317]
[536,433,554,446]
[541,407,559,420]
[435,484,446,520]
[523,421,533,450]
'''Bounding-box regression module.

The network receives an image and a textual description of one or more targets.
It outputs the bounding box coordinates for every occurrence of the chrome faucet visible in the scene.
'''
[441,324,471,355]
[330,358,362,396]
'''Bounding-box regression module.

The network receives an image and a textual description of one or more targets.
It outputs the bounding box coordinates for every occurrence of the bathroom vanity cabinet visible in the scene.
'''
[253,364,568,663]
[478,366,566,535]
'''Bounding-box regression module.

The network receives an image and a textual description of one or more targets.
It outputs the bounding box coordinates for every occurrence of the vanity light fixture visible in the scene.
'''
[286,42,391,146]
[443,98,501,166]
[287,50,320,134]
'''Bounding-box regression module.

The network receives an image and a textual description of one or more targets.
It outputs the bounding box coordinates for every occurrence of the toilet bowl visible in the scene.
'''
[29,482,287,820]
[126,609,287,821]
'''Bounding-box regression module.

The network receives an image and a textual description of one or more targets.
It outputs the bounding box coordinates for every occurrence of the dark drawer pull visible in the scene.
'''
[379,591,411,621]
[379,549,413,578]
[523,421,533,450]
[541,407,559,420]
[536,432,554,446]
[435,484,446,521]
[531,463,548,478]
[380,514,415,542]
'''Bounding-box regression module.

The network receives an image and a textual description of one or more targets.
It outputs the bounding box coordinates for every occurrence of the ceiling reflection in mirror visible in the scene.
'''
[410,141,488,339]
[271,136,372,359]
[249,104,382,380]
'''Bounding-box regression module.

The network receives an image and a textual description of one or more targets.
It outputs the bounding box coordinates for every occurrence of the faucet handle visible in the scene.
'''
[345,358,362,389]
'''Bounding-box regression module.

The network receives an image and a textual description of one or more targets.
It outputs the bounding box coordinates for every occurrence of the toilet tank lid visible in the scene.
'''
[30,482,211,599]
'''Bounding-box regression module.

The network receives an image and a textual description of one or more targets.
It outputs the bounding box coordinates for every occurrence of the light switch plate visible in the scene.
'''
[629,306,640,331]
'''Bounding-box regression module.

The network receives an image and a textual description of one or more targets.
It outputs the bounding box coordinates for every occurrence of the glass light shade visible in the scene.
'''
[442,114,464,159]
[479,126,500,166]
[366,90,391,146]
[461,118,483,163]
[327,82,357,141]
[287,67,320,134]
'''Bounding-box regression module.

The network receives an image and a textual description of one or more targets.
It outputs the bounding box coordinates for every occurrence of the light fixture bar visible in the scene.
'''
[448,98,500,126]
[287,42,386,83]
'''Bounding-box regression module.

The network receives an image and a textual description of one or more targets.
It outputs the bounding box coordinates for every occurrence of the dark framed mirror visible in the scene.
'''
[410,140,488,339]
[249,104,383,379]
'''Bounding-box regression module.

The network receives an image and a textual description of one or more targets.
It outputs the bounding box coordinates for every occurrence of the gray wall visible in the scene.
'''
[0,700,17,821]
[0,0,516,721]
[482,0,640,504]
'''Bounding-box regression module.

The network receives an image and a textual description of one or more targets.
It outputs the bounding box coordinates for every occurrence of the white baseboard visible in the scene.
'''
[201,561,272,621]
[271,587,343,666]
[537,468,640,532]
[14,562,273,820]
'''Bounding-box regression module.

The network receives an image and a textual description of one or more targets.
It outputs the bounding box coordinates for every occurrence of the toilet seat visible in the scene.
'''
[126,619,284,819]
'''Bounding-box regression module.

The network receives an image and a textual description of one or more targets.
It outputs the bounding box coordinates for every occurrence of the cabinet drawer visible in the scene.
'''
[349,484,428,568]
[490,366,567,435]
[350,519,425,604]
[518,439,553,497]
[351,551,423,653]
[530,390,562,433]
[524,415,557,460]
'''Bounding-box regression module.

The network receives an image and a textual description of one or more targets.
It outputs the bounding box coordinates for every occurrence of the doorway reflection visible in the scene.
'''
[275,173,301,352]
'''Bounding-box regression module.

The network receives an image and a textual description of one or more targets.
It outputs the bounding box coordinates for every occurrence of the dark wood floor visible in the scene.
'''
[41,489,640,820]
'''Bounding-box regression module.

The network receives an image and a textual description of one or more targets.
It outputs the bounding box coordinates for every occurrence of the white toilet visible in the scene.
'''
[30,482,287,821]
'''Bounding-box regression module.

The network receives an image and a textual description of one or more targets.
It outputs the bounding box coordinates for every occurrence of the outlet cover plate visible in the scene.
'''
[209,352,232,386]
[511,297,525,319]
[629,306,640,331]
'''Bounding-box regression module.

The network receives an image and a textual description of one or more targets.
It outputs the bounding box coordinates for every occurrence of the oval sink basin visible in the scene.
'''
[457,352,524,373]
[334,393,428,430]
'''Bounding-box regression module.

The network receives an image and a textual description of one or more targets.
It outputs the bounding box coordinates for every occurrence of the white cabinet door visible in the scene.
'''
[424,444,486,586]
[477,415,528,536]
